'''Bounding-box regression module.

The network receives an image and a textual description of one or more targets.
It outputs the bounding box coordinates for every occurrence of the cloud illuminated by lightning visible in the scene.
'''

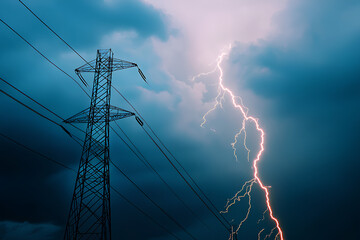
[195,45,284,240]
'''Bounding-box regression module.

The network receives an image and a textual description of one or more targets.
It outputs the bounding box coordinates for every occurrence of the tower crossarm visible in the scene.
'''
[75,59,137,73]
[64,106,135,124]
[112,58,138,71]
[75,58,147,84]
[112,58,147,83]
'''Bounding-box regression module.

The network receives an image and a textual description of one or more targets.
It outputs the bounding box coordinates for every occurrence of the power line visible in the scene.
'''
[0,76,86,148]
[112,121,210,230]
[0,132,179,239]
[141,124,231,231]
[0,84,188,238]
[1,77,62,119]
[110,159,197,240]
[0,18,89,97]
[18,0,91,86]
[0,10,202,232]
[0,88,73,137]
[7,81,197,237]
[0,79,87,148]
[0,132,73,171]
[0,77,85,135]
[111,86,231,230]
[15,2,230,232]
[110,186,180,240]
[0,74,196,238]
[0,17,182,233]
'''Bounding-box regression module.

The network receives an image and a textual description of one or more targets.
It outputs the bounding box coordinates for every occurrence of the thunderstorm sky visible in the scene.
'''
[0,0,359,239]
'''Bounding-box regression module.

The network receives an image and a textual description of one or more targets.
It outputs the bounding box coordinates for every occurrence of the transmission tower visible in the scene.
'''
[64,49,146,240]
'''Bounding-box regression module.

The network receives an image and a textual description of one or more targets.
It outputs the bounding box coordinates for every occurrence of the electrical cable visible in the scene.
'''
[0,77,85,135]
[110,186,180,240]
[0,132,73,171]
[112,86,232,230]
[0,78,193,238]
[2,4,194,235]
[0,74,195,238]
[112,122,211,230]
[0,132,179,239]
[140,124,232,231]
[15,1,230,232]
[0,88,72,136]
[110,159,197,240]
[0,18,89,97]
[18,0,92,85]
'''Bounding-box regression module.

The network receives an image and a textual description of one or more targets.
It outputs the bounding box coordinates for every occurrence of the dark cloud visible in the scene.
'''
[0,221,61,240]
[0,0,167,49]
[1,0,359,239]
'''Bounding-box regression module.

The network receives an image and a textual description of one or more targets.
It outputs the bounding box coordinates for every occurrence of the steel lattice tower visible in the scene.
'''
[64,49,145,240]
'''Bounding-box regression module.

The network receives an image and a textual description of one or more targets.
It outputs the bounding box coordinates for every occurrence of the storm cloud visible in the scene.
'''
[0,0,359,239]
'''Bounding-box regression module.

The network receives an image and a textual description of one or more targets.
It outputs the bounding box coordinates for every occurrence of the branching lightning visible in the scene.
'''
[258,229,265,240]
[195,45,284,240]
[231,119,251,162]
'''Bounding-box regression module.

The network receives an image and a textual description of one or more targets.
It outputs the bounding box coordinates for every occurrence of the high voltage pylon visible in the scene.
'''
[64,49,145,240]
[1,1,241,237]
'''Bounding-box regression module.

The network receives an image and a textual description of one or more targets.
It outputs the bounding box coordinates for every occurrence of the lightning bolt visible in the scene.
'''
[195,45,284,240]
[231,119,250,162]
[258,229,265,240]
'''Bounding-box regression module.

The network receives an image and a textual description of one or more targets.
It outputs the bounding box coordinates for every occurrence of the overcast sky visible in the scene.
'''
[0,0,359,239]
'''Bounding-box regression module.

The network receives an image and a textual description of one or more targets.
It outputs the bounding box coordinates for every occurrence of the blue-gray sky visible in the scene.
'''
[0,0,359,239]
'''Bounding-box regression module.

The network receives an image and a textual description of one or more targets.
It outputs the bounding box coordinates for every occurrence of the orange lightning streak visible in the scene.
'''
[258,209,269,224]
[197,45,284,240]
[258,228,265,240]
